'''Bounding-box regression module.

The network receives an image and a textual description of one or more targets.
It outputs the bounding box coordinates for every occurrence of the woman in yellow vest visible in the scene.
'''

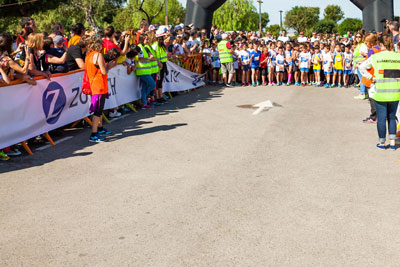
[152,27,169,104]
[136,34,158,109]
[359,34,400,150]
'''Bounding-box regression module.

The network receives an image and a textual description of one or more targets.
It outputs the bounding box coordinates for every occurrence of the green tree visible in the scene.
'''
[284,6,319,34]
[265,24,281,37]
[0,0,63,17]
[338,18,363,35]
[313,19,337,34]
[323,5,344,23]
[212,0,268,31]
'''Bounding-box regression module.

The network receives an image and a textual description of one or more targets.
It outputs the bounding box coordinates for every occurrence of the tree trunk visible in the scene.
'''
[85,3,99,32]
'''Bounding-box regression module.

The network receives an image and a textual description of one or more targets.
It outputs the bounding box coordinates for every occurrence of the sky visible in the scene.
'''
[177,0,400,26]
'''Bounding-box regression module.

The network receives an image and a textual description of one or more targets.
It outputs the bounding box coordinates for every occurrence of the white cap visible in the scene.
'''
[221,33,228,40]
[156,26,168,37]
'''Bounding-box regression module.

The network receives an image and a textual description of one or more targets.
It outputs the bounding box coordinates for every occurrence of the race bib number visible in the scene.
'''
[254,57,259,61]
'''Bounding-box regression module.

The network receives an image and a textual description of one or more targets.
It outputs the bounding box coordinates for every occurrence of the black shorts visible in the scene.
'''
[293,64,299,72]
[260,67,267,76]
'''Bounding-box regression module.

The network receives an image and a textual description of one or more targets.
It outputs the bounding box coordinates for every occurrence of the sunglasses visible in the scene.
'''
[356,36,361,38]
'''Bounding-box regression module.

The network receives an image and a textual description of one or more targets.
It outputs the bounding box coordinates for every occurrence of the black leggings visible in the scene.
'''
[157,62,168,89]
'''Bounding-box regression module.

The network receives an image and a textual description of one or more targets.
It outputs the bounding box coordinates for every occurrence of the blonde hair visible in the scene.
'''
[27,33,43,50]
[364,33,378,46]
[86,35,103,52]
[147,31,157,45]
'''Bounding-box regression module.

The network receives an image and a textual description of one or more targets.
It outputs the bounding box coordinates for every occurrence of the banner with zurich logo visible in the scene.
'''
[0,62,203,149]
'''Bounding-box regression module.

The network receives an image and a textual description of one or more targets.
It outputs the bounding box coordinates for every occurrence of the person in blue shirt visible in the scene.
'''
[250,41,261,87]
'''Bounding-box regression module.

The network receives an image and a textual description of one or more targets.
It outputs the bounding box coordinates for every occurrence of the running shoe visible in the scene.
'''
[286,82,291,86]
[324,83,329,88]
[98,128,112,136]
[252,82,256,87]
[256,81,260,86]
[301,83,305,87]
[0,151,10,161]
[7,148,21,156]
[338,83,343,88]
[354,94,367,100]
[89,133,105,143]
[363,117,376,124]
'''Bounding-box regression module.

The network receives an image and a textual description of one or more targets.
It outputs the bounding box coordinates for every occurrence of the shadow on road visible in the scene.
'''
[0,86,224,174]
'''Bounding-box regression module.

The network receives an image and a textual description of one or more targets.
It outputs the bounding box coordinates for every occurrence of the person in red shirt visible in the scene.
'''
[136,19,149,45]
[259,46,269,85]
[102,26,130,55]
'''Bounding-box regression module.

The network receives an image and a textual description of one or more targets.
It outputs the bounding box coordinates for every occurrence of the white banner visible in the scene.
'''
[0,62,202,149]
[0,65,140,149]
[162,61,205,92]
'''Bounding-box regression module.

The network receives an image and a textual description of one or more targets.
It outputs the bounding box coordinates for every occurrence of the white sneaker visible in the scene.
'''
[7,148,21,156]
[109,110,122,118]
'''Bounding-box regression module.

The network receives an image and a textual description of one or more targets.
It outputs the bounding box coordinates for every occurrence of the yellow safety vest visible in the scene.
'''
[145,44,159,74]
[371,51,400,102]
[218,40,233,63]
[136,44,153,76]
[155,41,168,63]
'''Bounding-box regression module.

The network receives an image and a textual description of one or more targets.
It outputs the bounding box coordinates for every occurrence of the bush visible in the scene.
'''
[338,18,363,35]
[313,19,337,34]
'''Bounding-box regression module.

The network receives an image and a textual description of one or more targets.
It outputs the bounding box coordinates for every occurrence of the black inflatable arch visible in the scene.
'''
[185,0,393,33]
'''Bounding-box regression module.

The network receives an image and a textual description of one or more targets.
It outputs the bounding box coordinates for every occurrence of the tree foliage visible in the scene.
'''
[265,24,281,37]
[212,0,269,31]
[0,0,63,17]
[323,5,344,23]
[338,18,363,35]
[284,6,319,34]
[313,19,337,34]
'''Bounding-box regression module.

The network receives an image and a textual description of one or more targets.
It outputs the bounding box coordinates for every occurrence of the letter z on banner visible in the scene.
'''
[162,61,205,92]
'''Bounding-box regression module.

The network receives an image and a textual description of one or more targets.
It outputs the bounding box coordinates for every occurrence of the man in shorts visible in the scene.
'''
[218,34,235,87]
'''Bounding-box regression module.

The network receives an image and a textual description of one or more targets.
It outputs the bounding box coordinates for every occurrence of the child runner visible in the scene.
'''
[275,46,285,85]
[239,43,250,86]
[293,43,301,86]
[250,41,261,86]
[312,45,322,87]
[285,43,293,86]
[343,44,353,88]
[333,44,343,87]
[259,46,268,85]
[298,44,311,86]
[210,43,221,85]
[268,42,276,85]
[323,46,333,88]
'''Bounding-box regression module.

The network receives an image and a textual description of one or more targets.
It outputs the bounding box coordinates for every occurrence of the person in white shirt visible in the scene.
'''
[322,46,333,88]
[277,30,290,43]
[268,42,277,85]
[310,32,319,43]
[275,47,285,85]
[297,32,308,43]
[210,43,221,85]
[298,44,311,85]
[239,43,251,86]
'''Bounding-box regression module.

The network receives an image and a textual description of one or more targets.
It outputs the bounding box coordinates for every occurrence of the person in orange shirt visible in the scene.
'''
[85,36,118,143]
[68,23,85,48]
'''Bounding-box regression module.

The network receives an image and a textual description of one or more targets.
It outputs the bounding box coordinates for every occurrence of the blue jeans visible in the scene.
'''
[139,75,156,105]
[374,100,399,142]
[356,69,367,95]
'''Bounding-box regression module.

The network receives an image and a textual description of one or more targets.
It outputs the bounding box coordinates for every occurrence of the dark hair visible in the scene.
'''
[71,23,85,36]
[104,47,120,62]
[52,22,63,34]
[0,33,13,56]
[126,45,141,59]
[314,45,320,50]
[104,26,115,38]
[20,17,33,28]
[43,37,53,50]
[20,27,33,40]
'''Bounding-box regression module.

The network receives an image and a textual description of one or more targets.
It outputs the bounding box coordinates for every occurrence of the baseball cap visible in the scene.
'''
[156,26,168,37]
[175,25,182,30]
[53,35,64,45]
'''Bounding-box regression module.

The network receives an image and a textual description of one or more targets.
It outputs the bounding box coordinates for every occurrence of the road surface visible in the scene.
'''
[1,84,400,266]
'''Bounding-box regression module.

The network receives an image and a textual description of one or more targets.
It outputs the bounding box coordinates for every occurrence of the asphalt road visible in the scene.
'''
[1,84,400,266]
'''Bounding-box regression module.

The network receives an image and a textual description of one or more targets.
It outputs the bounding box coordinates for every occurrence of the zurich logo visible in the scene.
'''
[42,81,66,124]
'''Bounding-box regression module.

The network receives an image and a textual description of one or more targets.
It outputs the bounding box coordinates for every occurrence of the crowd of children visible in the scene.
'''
[201,37,358,88]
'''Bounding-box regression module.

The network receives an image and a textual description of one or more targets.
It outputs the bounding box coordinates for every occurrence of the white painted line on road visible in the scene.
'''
[36,136,74,151]
[252,100,274,115]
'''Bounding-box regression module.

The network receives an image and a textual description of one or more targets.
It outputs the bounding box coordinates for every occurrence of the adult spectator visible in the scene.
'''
[310,32,319,43]
[136,19,149,44]
[49,22,68,47]
[42,36,68,73]
[277,30,290,43]
[353,33,369,99]
[68,23,85,47]
[389,21,399,51]
[297,32,307,43]
[103,26,129,55]
[359,34,400,150]
[23,33,51,79]
[218,33,235,87]
[264,32,273,42]
[66,37,86,70]
[16,17,36,46]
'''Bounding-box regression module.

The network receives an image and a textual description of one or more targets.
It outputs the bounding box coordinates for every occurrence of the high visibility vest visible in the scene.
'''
[145,44,159,74]
[353,43,366,64]
[371,51,400,102]
[217,40,233,63]
[155,41,168,63]
[136,44,153,76]
[362,47,381,87]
